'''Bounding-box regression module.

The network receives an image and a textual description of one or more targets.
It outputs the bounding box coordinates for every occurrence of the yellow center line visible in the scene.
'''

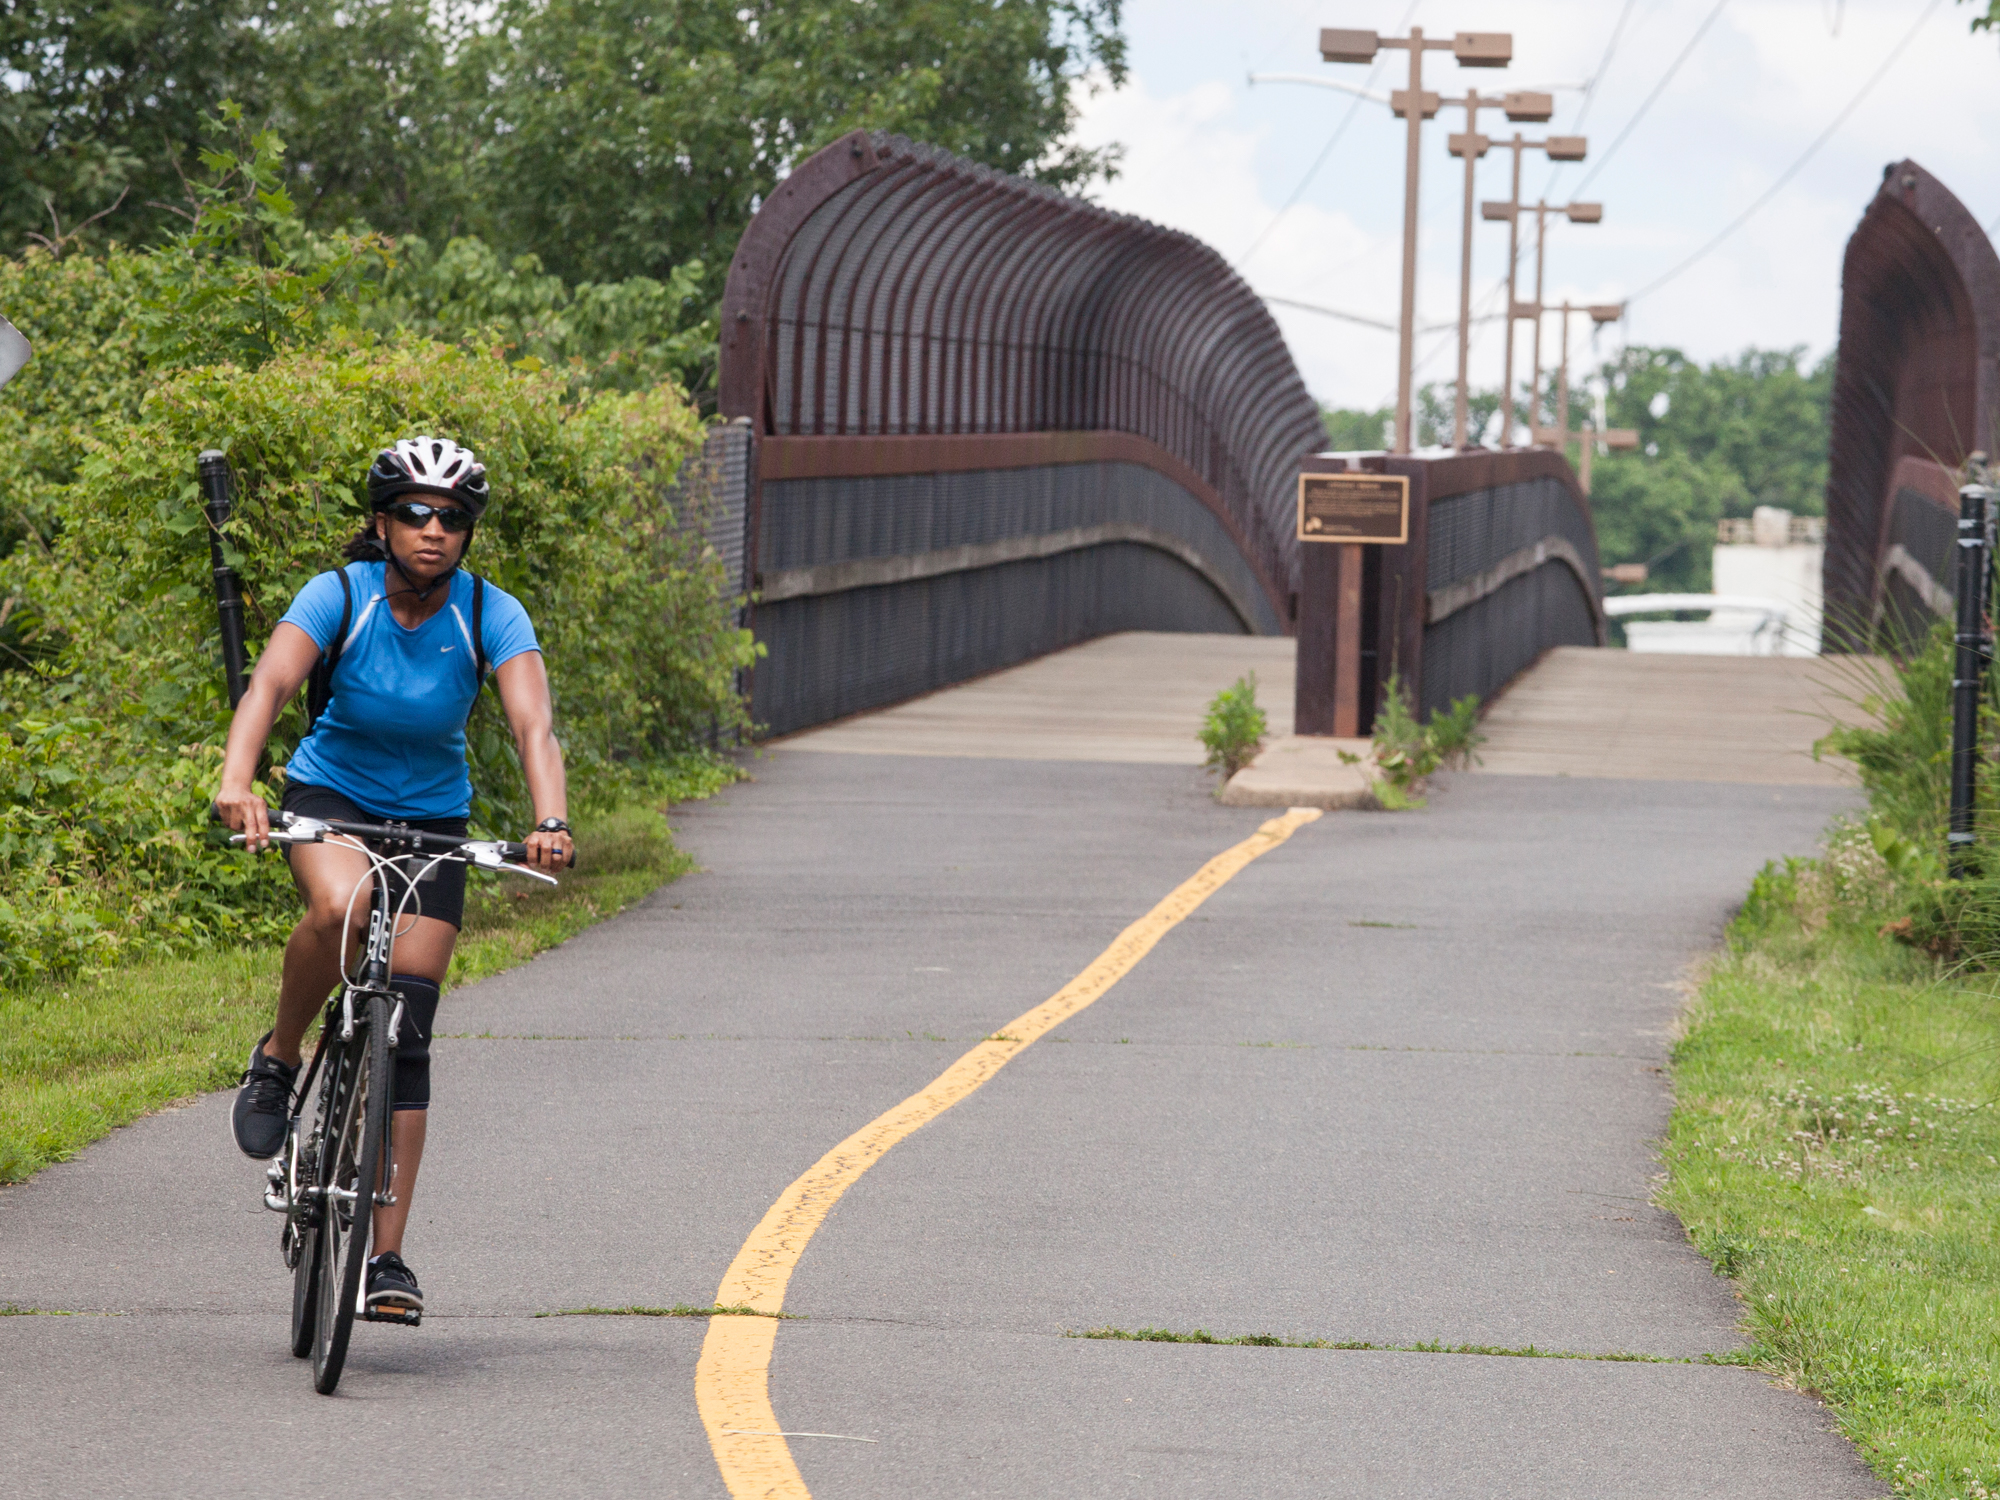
[694,807,1324,1499]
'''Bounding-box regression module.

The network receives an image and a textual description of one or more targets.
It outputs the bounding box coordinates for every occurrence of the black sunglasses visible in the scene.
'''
[385,500,475,533]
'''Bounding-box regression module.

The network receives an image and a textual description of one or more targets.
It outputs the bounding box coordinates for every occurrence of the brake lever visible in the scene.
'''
[461,842,561,886]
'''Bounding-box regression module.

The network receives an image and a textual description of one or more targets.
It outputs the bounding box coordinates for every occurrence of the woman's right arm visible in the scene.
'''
[214,622,325,851]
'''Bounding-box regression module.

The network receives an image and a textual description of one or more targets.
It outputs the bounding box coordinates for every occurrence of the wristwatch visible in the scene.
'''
[535,817,572,836]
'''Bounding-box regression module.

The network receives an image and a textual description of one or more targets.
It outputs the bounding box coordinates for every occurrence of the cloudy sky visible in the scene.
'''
[1068,0,2000,415]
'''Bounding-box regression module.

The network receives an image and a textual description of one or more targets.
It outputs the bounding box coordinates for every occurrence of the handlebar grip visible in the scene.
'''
[501,840,578,868]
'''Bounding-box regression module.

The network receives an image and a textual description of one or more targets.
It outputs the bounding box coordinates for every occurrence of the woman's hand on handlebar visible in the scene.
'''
[523,825,574,872]
[214,786,274,852]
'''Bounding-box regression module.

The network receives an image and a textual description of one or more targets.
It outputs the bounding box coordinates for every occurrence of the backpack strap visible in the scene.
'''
[471,573,489,685]
[304,566,354,735]
[464,573,491,727]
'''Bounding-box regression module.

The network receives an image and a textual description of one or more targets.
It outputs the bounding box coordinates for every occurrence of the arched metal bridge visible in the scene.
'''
[681,131,1603,738]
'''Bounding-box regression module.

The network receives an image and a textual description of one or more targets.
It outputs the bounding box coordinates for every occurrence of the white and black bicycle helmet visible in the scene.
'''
[366,436,490,517]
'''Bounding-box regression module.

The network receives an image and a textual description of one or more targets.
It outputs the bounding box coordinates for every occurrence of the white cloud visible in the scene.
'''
[1066,0,2000,412]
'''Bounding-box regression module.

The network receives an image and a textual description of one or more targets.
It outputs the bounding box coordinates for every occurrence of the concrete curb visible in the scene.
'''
[1219,735,1381,810]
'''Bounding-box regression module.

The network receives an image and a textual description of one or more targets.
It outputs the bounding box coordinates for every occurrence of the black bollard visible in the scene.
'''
[197,449,249,708]
[1949,483,1993,878]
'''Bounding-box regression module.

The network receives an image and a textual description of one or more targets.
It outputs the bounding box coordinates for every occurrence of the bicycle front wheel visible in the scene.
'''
[310,993,391,1395]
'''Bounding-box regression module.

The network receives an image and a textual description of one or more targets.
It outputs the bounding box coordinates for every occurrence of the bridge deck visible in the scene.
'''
[1478,646,1874,786]
[780,631,1295,764]
[779,635,1876,788]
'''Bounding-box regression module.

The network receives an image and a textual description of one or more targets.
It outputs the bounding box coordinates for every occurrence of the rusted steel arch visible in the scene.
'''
[719,131,1327,622]
[1824,159,2000,649]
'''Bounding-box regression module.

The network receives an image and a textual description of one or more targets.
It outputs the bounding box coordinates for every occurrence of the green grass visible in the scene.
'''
[0,798,705,1185]
[1066,1326,1687,1361]
[1665,888,2000,1500]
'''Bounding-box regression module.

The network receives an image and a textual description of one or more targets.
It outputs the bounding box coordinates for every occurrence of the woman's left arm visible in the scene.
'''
[494,651,575,871]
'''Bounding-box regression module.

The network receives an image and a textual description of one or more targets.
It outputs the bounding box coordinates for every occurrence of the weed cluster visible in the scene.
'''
[1368,673,1483,809]
[1198,673,1267,780]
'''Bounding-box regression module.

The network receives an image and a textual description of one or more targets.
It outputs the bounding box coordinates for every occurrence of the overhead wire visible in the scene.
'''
[1236,0,1420,270]
[1569,0,1732,198]
[1627,0,1948,305]
[1565,0,1640,137]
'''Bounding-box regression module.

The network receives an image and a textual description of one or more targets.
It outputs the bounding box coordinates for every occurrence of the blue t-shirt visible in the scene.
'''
[280,563,540,820]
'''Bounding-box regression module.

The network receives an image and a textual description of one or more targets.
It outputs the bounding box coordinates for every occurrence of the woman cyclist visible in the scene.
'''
[212,436,574,1321]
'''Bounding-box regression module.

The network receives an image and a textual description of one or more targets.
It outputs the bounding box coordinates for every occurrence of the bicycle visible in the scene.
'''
[227,808,560,1394]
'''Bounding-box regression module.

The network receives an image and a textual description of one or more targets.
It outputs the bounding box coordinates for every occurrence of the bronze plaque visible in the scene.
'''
[1297,473,1409,544]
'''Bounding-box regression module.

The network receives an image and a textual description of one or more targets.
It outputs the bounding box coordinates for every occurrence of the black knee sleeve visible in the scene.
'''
[389,975,441,1111]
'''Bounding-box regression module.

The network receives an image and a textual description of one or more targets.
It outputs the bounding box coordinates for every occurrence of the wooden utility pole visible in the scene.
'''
[1529,301,1637,493]
[1478,134,1586,445]
[1320,27,1512,452]
[1445,94,1566,447]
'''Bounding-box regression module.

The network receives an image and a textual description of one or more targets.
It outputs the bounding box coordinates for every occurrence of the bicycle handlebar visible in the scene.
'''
[217,808,574,873]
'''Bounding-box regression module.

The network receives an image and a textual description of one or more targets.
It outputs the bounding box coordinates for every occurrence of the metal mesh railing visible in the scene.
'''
[749,459,1275,734]
[1418,469,1603,716]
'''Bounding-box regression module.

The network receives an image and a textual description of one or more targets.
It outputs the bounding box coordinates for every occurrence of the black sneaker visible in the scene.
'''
[366,1253,424,1323]
[230,1034,298,1160]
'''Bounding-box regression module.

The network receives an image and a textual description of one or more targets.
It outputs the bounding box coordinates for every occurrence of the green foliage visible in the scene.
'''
[446,0,1127,291]
[1665,867,2000,1499]
[1816,631,1951,850]
[1369,674,1483,810]
[0,246,151,563]
[1322,403,1391,451]
[3,0,1128,323]
[135,102,390,373]
[1321,381,1500,453]
[0,0,277,252]
[1593,345,1833,593]
[12,338,751,832]
[1198,673,1266,779]
[0,724,294,986]
[360,235,716,395]
[0,113,755,985]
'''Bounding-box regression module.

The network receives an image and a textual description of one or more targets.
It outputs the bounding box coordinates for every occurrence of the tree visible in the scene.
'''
[0,0,278,251]
[1322,382,1502,452]
[1588,344,1832,592]
[448,0,1126,289]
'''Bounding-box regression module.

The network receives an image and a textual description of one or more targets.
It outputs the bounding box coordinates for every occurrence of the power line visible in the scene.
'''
[1628,0,1947,305]
[1236,0,1420,270]
[1570,0,1731,198]
[1262,294,1503,334]
[1568,0,1640,136]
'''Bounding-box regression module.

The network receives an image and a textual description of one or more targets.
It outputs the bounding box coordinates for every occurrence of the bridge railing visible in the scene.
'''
[1296,449,1606,736]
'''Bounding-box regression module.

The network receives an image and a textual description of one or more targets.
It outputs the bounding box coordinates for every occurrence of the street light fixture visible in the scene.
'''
[1485,197,1604,442]
[1530,301,1638,494]
[1443,89,1557,449]
[1480,146,1594,446]
[1319,26,1511,454]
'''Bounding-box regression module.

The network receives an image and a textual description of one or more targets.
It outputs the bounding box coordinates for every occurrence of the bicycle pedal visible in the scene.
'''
[363,1305,422,1327]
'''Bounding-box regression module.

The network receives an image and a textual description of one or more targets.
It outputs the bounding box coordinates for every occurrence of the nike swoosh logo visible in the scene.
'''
[440,645,455,653]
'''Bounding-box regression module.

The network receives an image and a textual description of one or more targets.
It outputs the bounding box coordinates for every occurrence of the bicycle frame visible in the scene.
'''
[247,812,558,1247]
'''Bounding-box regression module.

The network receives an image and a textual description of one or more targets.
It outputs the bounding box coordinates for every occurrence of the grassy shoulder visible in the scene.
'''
[1665,851,2000,1500]
[0,795,711,1186]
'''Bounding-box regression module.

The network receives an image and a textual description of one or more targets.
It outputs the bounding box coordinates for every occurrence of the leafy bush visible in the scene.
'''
[0,723,294,985]
[1199,674,1267,780]
[12,336,750,824]
[1370,674,1484,810]
[0,104,754,985]
[361,235,716,396]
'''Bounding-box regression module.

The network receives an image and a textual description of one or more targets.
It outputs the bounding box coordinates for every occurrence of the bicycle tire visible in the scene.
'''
[310,993,391,1394]
[288,1120,322,1360]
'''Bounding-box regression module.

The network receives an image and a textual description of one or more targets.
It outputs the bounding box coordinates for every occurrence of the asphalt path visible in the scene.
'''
[0,753,1886,1497]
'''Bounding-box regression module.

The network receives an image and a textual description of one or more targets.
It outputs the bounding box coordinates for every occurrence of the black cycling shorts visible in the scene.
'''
[280,781,471,930]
